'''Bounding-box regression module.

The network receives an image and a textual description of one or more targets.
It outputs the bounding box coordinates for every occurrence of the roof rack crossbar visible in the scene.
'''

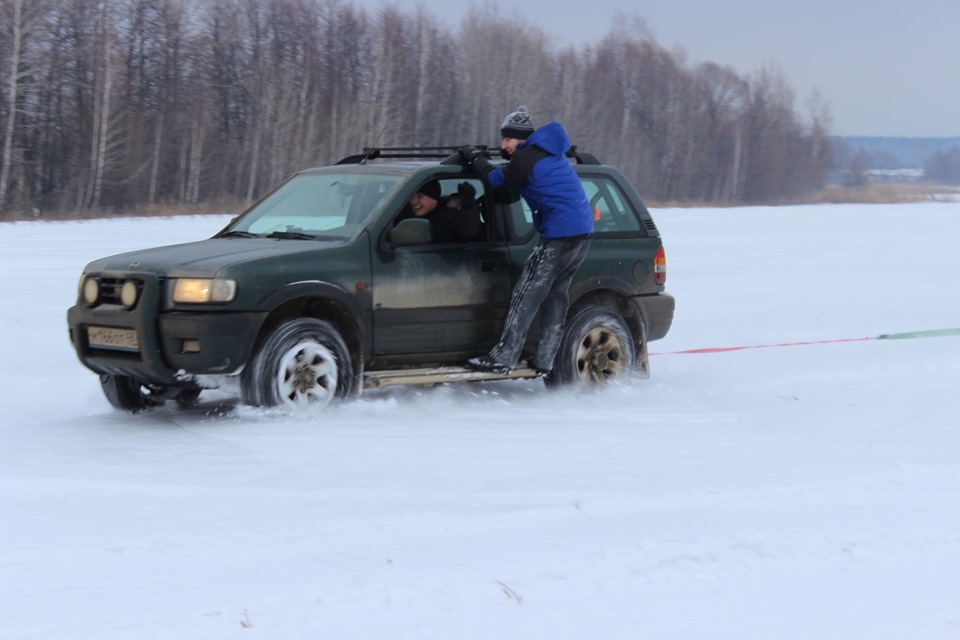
[336,145,492,165]
[375,152,453,159]
[362,146,465,152]
[335,144,599,165]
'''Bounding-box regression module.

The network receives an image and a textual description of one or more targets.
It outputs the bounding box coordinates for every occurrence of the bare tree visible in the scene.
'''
[691,62,748,201]
[738,66,803,202]
[0,0,49,209]
[80,0,131,210]
[458,6,558,146]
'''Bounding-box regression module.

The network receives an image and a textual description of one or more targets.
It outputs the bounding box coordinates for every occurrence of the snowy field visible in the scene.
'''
[1,202,959,639]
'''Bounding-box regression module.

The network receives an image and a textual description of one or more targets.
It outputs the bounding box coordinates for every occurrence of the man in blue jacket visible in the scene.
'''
[459,106,593,376]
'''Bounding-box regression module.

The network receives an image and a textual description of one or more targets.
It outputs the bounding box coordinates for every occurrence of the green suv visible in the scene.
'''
[66,147,675,412]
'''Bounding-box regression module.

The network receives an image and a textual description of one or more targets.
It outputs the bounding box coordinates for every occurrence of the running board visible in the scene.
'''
[363,365,540,390]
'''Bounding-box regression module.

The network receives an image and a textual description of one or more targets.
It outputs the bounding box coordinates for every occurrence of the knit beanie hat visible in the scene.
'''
[416,181,441,201]
[500,106,535,140]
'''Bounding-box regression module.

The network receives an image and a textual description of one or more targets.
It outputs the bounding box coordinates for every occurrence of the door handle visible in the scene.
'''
[480,260,500,272]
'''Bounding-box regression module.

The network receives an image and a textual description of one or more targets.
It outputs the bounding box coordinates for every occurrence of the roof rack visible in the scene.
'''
[335,145,601,165]
[566,146,601,165]
[335,146,474,165]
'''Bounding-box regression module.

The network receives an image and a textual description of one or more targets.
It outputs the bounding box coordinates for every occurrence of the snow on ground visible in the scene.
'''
[1,202,958,639]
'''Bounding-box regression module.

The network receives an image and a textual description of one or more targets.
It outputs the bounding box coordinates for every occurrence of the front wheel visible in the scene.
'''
[550,305,635,386]
[241,318,353,409]
[100,375,166,413]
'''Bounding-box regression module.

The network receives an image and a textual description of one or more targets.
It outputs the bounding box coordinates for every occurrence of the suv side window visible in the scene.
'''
[503,176,644,240]
[394,177,488,245]
[495,190,535,242]
[443,177,488,243]
[581,176,643,235]
[514,198,535,238]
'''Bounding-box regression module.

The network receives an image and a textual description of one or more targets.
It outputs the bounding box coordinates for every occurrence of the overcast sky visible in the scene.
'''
[355,0,959,138]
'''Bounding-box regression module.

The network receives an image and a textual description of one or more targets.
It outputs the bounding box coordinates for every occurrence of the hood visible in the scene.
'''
[84,237,345,277]
[524,121,572,156]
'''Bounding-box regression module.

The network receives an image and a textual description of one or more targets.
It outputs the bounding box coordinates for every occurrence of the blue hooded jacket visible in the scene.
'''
[483,122,594,239]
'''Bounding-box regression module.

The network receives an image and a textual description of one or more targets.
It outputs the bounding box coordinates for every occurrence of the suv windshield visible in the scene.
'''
[222,172,403,240]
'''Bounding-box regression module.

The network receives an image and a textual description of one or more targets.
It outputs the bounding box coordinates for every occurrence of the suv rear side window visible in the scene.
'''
[582,176,643,235]
[505,175,644,240]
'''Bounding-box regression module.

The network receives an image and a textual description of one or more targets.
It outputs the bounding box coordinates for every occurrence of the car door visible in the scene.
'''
[370,179,514,364]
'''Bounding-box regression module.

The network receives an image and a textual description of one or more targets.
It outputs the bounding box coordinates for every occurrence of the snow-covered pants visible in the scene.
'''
[488,234,592,370]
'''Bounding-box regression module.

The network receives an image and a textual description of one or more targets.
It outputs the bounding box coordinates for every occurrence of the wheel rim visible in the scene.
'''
[575,326,626,384]
[275,341,339,408]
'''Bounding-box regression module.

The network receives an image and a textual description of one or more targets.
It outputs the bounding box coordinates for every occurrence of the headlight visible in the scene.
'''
[120,280,139,307]
[82,277,100,305]
[172,278,237,303]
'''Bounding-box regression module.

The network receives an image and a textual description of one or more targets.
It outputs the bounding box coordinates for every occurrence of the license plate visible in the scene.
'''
[87,326,140,351]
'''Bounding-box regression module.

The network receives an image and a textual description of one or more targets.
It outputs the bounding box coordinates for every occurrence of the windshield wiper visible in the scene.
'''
[219,230,258,238]
[266,230,319,240]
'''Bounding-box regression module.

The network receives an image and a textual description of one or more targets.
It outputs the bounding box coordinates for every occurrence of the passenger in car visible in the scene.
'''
[396,181,482,243]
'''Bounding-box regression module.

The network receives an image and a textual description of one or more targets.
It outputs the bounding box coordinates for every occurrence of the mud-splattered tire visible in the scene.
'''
[100,374,165,413]
[551,305,635,386]
[241,318,353,409]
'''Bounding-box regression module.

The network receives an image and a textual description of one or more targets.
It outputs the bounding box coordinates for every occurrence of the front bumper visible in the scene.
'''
[67,301,267,384]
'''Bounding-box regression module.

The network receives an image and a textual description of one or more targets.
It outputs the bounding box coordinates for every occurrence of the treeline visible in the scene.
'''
[831,137,960,184]
[1,0,833,214]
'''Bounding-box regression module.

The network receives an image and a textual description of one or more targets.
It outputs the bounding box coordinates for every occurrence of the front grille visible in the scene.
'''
[98,277,129,305]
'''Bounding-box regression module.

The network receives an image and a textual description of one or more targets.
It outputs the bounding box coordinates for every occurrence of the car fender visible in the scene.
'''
[569,274,639,304]
[256,280,369,372]
[568,274,650,352]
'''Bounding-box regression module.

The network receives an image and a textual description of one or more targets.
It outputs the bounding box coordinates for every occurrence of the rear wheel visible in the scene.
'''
[551,305,635,386]
[241,318,353,409]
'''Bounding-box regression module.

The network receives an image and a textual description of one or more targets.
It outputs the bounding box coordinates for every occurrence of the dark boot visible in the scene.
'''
[466,355,512,375]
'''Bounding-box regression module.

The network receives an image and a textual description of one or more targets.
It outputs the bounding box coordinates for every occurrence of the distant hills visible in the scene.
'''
[832,136,960,169]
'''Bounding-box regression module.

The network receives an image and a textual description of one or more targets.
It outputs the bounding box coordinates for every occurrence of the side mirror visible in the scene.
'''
[389,218,433,246]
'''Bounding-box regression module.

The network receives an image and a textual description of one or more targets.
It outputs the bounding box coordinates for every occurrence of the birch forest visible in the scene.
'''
[0,0,833,215]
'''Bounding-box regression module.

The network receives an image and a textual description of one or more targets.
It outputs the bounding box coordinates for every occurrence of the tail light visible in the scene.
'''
[654,246,666,285]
